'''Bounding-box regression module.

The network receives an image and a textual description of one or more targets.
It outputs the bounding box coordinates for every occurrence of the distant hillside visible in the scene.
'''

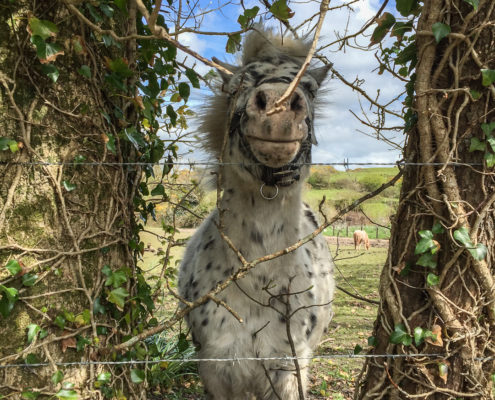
[151,166,402,228]
[304,167,401,226]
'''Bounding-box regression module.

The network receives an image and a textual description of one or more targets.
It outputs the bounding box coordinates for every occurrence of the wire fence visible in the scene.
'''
[0,160,486,167]
[3,353,495,369]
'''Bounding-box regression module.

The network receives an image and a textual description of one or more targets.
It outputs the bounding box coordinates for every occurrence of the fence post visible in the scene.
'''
[346,225,349,237]
[376,226,379,239]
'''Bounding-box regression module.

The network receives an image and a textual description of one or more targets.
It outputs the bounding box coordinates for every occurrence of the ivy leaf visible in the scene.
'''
[453,227,472,248]
[432,221,444,234]
[63,180,76,192]
[51,370,64,385]
[487,137,495,152]
[25,353,40,364]
[6,259,21,276]
[166,105,177,126]
[427,273,439,286]
[463,0,479,9]
[99,3,114,18]
[414,238,436,255]
[22,273,38,287]
[54,315,66,329]
[106,57,133,78]
[391,21,413,40]
[78,65,91,78]
[432,22,451,43]
[105,267,129,288]
[370,12,396,45]
[469,137,486,152]
[481,69,495,87]
[396,0,418,16]
[123,127,146,149]
[28,17,58,40]
[485,152,495,168]
[93,297,106,314]
[481,122,495,136]
[27,324,41,344]
[468,243,487,261]
[151,184,165,196]
[185,68,200,89]
[41,64,59,83]
[55,389,79,400]
[31,37,64,64]
[107,287,129,310]
[470,90,481,100]
[269,0,294,20]
[367,336,378,347]
[97,372,111,383]
[413,326,424,346]
[0,285,18,318]
[417,252,437,268]
[178,82,190,102]
[130,368,145,384]
[226,33,241,54]
[389,324,412,345]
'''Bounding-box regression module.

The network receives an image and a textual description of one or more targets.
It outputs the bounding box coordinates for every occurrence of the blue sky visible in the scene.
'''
[170,0,405,168]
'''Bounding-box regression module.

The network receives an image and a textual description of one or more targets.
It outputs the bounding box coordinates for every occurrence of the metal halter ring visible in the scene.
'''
[259,183,279,200]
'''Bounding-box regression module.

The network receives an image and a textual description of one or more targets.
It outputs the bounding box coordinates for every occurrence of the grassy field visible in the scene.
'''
[139,228,386,399]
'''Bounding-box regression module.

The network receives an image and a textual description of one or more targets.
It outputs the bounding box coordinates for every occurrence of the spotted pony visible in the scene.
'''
[178,27,335,400]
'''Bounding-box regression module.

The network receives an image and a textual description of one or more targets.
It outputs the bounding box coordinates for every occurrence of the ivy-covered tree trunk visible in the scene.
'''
[0,1,145,397]
[356,0,495,398]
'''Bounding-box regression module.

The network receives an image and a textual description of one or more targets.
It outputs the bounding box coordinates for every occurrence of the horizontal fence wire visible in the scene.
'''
[1,353,494,369]
[0,161,485,167]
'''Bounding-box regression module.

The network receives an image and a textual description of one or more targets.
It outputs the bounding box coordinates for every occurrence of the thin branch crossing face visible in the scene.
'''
[178,27,334,400]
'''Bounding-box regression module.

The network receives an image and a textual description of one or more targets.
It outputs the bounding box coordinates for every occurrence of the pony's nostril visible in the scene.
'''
[290,93,302,112]
[255,91,267,110]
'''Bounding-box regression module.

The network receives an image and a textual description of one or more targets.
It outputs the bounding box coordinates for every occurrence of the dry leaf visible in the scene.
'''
[61,332,76,353]
[425,324,443,347]
[438,361,449,384]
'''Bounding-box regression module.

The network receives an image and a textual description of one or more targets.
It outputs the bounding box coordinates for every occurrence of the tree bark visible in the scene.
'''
[0,1,142,397]
[356,0,495,398]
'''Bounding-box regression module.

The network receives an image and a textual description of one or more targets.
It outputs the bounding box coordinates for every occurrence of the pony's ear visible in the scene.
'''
[212,57,239,84]
[308,63,332,86]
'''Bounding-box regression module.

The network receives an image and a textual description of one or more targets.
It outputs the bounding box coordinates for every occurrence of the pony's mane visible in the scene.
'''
[241,27,311,66]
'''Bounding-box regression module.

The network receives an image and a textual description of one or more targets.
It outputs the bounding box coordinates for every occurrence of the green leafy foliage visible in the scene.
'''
[6,259,21,276]
[28,17,59,40]
[367,336,378,347]
[0,285,18,318]
[413,327,438,346]
[226,33,242,54]
[370,13,396,45]
[62,180,76,192]
[426,273,439,286]
[41,64,59,82]
[481,69,495,86]
[238,6,260,29]
[21,391,40,399]
[107,287,129,310]
[463,0,479,9]
[431,22,451,43]
[469,137,486,152]
[22,273,38,287]
[131,368,145,383]
[54,314,66,329]
[0,137,20,152]
[78,65,91,78]
[55,388,79,400]
[414,230,436,254]
[389,324,412,346]
[416,252,437,268]
[396,0,419,17]
[269,0,294,21]
[27,324,41,344]
[52,370,64,385]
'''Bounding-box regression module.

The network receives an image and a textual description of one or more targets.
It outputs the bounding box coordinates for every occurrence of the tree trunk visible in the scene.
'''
[0,1,142,397]
[356,0,495,398]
